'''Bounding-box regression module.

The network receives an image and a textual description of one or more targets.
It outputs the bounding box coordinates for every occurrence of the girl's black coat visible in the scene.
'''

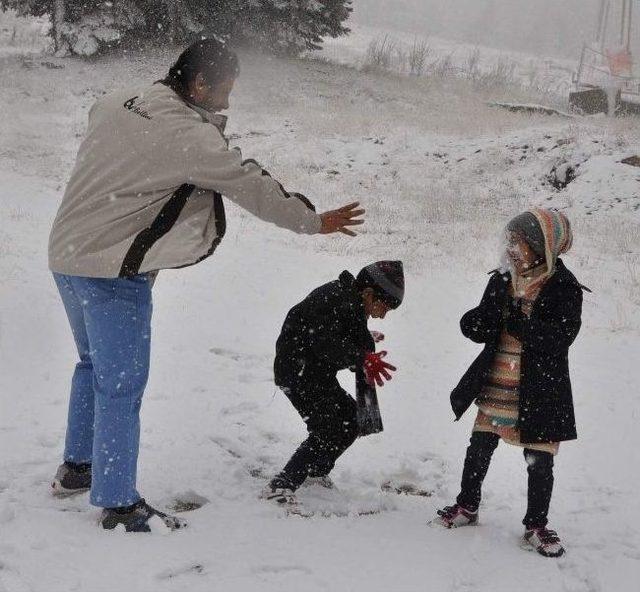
[450,259,584,443]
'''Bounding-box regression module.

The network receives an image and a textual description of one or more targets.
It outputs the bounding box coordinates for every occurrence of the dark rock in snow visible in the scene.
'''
[621,155,640,167]
[41,61,65,70]
[547,161,578,190]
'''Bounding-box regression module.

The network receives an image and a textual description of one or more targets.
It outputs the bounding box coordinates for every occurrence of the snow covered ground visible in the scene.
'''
[0,10,49,58]
[1,26,640,592]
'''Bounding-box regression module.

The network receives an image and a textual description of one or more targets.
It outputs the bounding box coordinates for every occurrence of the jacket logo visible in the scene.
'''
[123,96,152,120]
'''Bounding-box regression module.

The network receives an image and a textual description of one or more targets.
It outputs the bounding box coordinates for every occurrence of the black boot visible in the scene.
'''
[51,461,92,497]
[100,498,187,532]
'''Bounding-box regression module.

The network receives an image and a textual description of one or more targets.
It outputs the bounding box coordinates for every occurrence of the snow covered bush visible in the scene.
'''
[0,1,138,56]
[363,35,397,71]
[55,11,123,57]
[0,7,50,54]
[407,38,429,76]
[0,0,353,57]
[363,35,431,77]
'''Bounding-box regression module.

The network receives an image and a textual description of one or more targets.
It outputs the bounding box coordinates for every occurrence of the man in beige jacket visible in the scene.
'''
[49,38,364,532]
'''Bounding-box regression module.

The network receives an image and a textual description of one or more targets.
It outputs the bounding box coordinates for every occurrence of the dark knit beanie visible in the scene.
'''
[356,261,405,309]
[506,212,545,257]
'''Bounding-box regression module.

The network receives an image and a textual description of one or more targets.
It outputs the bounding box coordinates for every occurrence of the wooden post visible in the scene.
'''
[52,0,66,53]
[602,0,610,52]
[625,0,632,51]
[596,0,606,45]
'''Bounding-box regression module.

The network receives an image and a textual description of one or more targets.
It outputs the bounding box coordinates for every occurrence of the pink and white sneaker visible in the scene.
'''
[522,527,565,558]
[432,504,478,528]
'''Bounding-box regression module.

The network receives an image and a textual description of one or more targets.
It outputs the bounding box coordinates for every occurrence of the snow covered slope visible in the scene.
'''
[320,23,577,102]
[1,45,639,592]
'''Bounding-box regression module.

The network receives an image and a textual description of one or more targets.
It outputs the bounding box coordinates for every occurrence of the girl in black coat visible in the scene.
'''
[433,208,586,558]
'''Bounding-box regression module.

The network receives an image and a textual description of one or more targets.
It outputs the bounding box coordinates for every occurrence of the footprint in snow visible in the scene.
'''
[251,564,314,577]
[210,436,244,459]
[219,401,260,416]
[156,563,205,580]
[209,347,267,363]
[165,490,211,513]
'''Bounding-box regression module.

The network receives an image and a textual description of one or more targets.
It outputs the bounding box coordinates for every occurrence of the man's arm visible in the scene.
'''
[180,126,364,235]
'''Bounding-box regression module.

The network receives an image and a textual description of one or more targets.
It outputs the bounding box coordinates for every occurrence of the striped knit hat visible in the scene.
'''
[507,208,573,271]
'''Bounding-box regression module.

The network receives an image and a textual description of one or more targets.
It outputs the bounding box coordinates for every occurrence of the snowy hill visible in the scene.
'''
[1,32,640,592]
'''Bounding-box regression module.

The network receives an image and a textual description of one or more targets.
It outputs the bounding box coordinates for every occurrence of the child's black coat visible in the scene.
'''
[450,259,584,444]
[274,271,374,391]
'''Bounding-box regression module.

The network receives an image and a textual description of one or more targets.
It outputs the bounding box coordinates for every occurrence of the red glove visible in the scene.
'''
[363,351,397,387]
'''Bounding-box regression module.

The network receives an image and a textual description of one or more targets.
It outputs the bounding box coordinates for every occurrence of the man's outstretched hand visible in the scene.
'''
[319,202,365,236]
[363,351,397,388]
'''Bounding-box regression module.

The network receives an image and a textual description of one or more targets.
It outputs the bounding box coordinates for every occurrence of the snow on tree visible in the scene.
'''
[237,1,353,54]
[0,0,352,57]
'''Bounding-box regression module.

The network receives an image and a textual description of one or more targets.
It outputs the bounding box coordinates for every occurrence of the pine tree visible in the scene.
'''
[244,0,353,54]
[0,0,352,56]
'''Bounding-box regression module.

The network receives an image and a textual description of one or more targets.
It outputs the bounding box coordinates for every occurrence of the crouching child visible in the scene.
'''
[263,261,404,507]
[434,208,587,558]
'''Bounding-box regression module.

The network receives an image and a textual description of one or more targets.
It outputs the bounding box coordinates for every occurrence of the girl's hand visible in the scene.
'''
[370,331,385,343]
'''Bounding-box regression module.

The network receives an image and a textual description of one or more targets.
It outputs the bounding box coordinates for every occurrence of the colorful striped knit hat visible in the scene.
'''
[530,208,573,269]
[507,208,573,272]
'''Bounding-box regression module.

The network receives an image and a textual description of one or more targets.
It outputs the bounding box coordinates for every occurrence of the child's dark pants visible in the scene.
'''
[456,431,555,528]
[271,377,359,491]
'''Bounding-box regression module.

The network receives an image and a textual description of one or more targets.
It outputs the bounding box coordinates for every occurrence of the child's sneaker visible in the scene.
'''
[260,484,298,506]
[432,504,478,528]
[100,498,187,532]
[51,461,92,497]
[522,527,565,558]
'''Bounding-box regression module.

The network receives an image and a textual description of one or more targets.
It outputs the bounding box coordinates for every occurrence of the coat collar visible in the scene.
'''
[339,271,367,316]
[491,258,588,294]
[185,101,228,133]
[339,270,358,294]
[155,82,229,133]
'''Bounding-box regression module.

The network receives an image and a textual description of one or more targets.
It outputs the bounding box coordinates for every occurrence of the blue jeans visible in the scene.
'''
[53,273,153,508]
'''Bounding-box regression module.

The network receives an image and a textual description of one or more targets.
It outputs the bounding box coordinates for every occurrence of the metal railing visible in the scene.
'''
[573,45,640,97]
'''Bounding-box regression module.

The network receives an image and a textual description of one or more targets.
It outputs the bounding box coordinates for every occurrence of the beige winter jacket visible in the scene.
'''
[48,82,321,278]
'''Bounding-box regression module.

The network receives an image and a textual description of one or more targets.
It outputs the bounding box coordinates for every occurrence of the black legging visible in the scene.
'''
[456,431,555,528]
[271,379,359,491]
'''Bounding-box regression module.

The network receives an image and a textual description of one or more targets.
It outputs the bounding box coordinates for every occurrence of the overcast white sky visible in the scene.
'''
[351,0,638,59]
